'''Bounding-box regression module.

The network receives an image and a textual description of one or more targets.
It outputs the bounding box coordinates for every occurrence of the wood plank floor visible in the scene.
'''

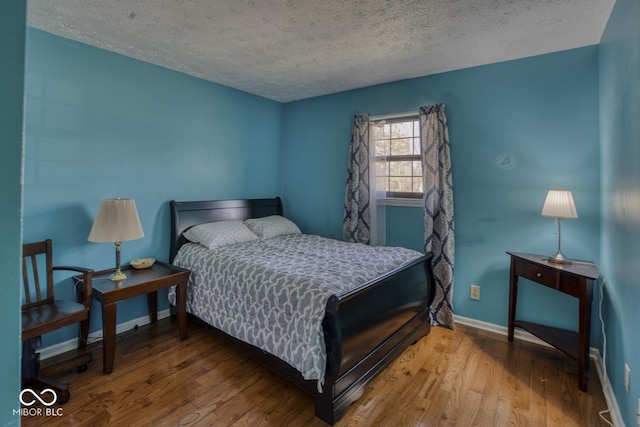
[22,317,612,426]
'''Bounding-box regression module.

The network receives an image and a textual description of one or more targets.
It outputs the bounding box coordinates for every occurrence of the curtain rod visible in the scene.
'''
[370,111,417,121]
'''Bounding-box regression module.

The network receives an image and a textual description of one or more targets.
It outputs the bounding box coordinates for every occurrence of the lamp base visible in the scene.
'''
[109,268,127,281]
[546,251,572,265]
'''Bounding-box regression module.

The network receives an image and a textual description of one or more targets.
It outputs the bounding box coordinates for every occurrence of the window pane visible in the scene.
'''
[391,138,412,155]
[414,120,420,136]
[413,177,424,193]
[412,161,422,176]
[389,177,412,192]
[391,122,413,138]
[383,123,390,139]
[375,160,388,176]
[389,160,413,177]
[374,139,388,156]
[413,138,421,155]
[371,124,384,142]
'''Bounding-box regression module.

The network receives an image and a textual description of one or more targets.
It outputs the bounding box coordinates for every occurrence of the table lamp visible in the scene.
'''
[541,190,577,264]
[88,198,144,281]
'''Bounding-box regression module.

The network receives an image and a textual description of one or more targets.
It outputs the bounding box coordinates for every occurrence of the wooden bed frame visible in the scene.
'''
[169,197,435,424]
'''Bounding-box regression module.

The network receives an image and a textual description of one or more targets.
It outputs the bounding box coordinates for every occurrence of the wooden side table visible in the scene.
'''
[506,252,599,391]
[90,261,190,374]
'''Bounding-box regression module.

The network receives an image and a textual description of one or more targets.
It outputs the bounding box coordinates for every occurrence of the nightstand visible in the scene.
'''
[90,261,190,374]
[506,252,599,391]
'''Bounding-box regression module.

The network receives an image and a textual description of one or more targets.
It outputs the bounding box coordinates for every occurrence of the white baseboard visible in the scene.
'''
[37,308,172,360]
[590,347,624,427]
[453,315,623,427]
[454,314,552,348]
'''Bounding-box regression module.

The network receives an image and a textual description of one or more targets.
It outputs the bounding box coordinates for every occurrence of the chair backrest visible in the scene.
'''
[22,239,55,310]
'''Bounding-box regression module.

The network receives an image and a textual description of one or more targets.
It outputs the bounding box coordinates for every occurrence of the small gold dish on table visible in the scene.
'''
[130,258,155,269]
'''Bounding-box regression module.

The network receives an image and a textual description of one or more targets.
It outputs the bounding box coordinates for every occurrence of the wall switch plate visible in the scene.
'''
[470,284,480,300]
[625,364,631,393]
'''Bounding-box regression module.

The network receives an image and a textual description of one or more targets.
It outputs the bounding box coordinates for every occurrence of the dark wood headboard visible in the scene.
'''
[169,197,284,261]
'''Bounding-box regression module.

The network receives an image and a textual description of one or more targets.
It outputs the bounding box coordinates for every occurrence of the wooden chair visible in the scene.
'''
[21,239,93,404]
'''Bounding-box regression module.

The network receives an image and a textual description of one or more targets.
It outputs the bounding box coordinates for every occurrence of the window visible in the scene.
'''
[371,116,423,200]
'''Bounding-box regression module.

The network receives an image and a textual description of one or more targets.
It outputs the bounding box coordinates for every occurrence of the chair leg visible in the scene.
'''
[21,338,40,379]
[79,318,90,350]
[22,338,71,405]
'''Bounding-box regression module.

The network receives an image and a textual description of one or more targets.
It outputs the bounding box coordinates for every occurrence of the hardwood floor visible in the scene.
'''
[22,317,612,426]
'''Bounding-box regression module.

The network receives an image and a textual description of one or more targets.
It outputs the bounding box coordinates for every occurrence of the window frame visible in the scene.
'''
[370,114,423,207]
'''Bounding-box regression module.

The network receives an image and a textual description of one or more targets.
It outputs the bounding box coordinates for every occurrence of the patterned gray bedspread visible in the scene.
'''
[168,233,422,381]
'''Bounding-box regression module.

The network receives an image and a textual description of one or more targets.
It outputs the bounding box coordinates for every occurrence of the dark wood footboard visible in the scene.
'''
[316,254,434,424]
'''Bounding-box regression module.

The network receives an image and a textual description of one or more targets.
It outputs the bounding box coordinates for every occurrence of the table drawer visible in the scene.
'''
[558,274,581,298]
[514,258,559,289]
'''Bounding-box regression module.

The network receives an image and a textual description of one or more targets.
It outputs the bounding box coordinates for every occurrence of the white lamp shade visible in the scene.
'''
[88,198,144,242]
[541,190,578,219]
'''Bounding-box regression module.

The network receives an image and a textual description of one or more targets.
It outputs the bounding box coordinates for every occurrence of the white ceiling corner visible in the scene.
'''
[27,0,615,103]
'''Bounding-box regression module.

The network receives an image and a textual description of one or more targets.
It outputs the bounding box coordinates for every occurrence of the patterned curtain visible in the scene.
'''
[419,104,455,328]
[343,114,371,244]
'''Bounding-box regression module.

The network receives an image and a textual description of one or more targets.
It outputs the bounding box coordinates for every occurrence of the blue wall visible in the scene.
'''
[0,1,26,424]
[281,47,601,334]
[22,29,282,347]
[599,0,640,424]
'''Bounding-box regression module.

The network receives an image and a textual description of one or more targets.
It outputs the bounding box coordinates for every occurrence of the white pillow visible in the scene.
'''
[244,215,301,239]
[183,220,259,250]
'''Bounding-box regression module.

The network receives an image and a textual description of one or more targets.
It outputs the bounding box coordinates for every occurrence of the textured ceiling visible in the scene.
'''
[27,0,614,103]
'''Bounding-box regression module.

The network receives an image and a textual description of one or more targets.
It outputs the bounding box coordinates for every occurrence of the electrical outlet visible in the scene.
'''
[470,284,480,300]
[626,364,631,393]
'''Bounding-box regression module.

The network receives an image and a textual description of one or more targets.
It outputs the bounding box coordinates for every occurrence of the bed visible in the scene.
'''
[168,197,435,424]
